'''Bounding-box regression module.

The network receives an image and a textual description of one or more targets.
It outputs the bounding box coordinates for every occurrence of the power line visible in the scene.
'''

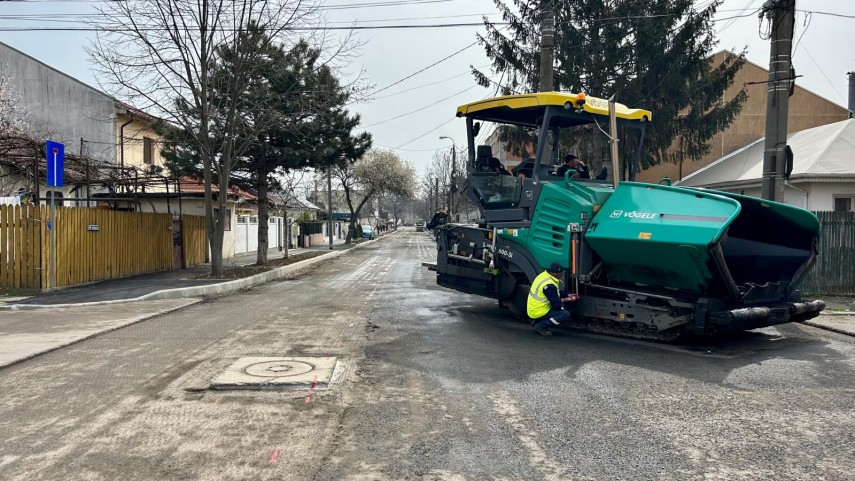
[0,22,502,32]
[362,84,477,128]
[373,65,489,100]
[393,116,456,149]
[371,39,481,96]
[0,12,501,24]
[796,42,847,104]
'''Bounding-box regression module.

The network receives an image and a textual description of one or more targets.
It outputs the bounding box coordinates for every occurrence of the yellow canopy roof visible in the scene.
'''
[456,92,652,125]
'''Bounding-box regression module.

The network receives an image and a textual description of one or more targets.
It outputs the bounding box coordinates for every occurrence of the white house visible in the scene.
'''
[676,119,855,212]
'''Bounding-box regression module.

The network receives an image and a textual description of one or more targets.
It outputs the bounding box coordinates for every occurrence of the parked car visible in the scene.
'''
[361,224,375,240]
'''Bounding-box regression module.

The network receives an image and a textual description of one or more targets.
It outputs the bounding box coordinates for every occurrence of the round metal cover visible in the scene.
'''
[243,360,315,378]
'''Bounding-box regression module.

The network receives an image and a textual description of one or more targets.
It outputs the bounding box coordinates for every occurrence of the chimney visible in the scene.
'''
[849,71,855,118]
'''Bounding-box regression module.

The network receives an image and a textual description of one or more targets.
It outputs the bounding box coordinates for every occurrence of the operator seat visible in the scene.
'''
[475,145,493,172]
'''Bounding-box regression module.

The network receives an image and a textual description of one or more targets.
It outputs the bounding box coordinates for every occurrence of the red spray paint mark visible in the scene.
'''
[269,448,281,464]
[304,374,318,403]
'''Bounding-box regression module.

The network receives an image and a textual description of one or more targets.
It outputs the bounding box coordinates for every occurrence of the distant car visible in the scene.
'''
[415,219,425,232]
[361,224,375,240]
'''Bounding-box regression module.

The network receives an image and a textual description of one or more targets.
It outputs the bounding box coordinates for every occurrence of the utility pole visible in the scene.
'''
[439,136,455,218]
[539,3,555,92]
[848,71,854,118]
[434,177,439,211]
[760,0,796,202]
[327,167,333,250]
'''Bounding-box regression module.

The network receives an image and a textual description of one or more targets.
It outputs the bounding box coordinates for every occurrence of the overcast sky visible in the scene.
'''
[0,0,853,177]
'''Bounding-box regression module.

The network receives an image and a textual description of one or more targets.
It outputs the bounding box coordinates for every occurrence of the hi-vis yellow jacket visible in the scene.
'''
[527,270,558,319]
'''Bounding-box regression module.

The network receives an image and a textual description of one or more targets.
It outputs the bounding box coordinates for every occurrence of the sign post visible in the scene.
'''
[46,140,64,289]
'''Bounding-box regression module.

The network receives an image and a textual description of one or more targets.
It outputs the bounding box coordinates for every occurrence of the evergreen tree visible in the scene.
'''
[475,0,747,177]
[163,28,370,265]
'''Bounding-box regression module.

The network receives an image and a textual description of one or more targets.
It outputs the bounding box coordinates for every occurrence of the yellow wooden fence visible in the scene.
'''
[54,207,173,287]
[0,204,44,290]
[1,206,208,290]
[182,214,209,266]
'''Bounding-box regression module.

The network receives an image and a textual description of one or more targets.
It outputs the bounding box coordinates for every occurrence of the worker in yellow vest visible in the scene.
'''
[527,262,579,336]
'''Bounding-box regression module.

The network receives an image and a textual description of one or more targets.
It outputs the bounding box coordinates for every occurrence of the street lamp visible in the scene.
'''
[439,136,456,218]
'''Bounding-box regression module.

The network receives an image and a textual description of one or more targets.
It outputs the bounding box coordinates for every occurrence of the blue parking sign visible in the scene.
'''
[46,140,64,187]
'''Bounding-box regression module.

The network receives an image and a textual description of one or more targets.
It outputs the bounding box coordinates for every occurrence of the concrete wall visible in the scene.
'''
[0,42,117,164]
[638,52,851,183]
[706,181,855,212]
[805,182,855,211]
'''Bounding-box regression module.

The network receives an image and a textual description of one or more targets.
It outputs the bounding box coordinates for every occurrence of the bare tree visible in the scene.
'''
[423,146,473,220]
[89,0,318,276]
[0,63,30,137]
[273,168,308,259]
[329,149,417,243]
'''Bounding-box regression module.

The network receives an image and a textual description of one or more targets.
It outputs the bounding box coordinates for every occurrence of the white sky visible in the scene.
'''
[0,0,853,176]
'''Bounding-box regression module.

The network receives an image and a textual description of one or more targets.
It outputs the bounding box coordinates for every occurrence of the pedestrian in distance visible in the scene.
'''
[527,262,579,336]
[556,154,590,179]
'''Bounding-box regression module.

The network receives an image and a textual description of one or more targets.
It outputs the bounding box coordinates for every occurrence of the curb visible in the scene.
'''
[801,320,855,337]
[2,233,394,310]
[0,298,203,370]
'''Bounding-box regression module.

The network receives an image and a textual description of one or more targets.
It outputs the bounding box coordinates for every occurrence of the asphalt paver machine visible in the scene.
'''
[433,92,824,340]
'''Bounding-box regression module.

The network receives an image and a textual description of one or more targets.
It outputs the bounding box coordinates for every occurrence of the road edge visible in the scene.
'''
[3,233,395,310]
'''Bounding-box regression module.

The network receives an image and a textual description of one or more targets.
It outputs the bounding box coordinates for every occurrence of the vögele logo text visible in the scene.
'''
[611,210,657,219]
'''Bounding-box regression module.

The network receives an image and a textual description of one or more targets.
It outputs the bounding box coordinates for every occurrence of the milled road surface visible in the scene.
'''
[1,230,853,480]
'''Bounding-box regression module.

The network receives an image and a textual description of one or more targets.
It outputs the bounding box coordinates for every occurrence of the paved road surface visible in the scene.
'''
[1,231,853,480]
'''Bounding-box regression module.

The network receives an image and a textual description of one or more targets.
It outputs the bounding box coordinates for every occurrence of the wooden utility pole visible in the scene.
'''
[760,0,796,202]
[539,4,555,92]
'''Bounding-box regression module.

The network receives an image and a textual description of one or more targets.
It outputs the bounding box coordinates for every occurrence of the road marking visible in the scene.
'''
[269,447,281,463]
[305,374,318,403]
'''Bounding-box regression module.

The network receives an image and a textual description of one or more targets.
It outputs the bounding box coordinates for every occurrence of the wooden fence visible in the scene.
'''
[0,204,43,290]
[1,205,209,290]
[802,211,855,295]
[54,207,173,287]
[182,214,209,266]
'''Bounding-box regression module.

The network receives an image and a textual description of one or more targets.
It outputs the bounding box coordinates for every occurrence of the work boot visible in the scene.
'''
[534,325,553,336]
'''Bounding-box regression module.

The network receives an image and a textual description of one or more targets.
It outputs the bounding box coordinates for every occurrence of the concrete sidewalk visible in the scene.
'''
[3,243,351,307]
[802,313,855,336]
[0,298,202,368]
[0,231,396,368]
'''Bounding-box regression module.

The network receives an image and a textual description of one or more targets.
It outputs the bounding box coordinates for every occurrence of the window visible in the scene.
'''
[237,216,248,224]
[143,137,154,165]
[833,196,853,212]
[249,216,258,224]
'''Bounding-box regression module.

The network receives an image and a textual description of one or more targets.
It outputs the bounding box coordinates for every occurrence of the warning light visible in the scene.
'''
[576,92,586,106]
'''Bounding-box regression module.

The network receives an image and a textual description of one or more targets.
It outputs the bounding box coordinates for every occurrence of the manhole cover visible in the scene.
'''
[211,356,338,389]
[243,360,315,378]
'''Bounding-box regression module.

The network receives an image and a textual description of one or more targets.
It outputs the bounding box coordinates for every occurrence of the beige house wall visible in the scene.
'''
[115,113,165,171]
[637,51,850,183]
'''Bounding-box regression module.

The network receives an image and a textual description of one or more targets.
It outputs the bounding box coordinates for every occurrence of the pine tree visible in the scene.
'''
[475,0,747,177]
[162,28,370,265]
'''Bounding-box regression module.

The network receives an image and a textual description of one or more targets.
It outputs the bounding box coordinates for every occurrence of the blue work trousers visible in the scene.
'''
[534,308,570,330]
